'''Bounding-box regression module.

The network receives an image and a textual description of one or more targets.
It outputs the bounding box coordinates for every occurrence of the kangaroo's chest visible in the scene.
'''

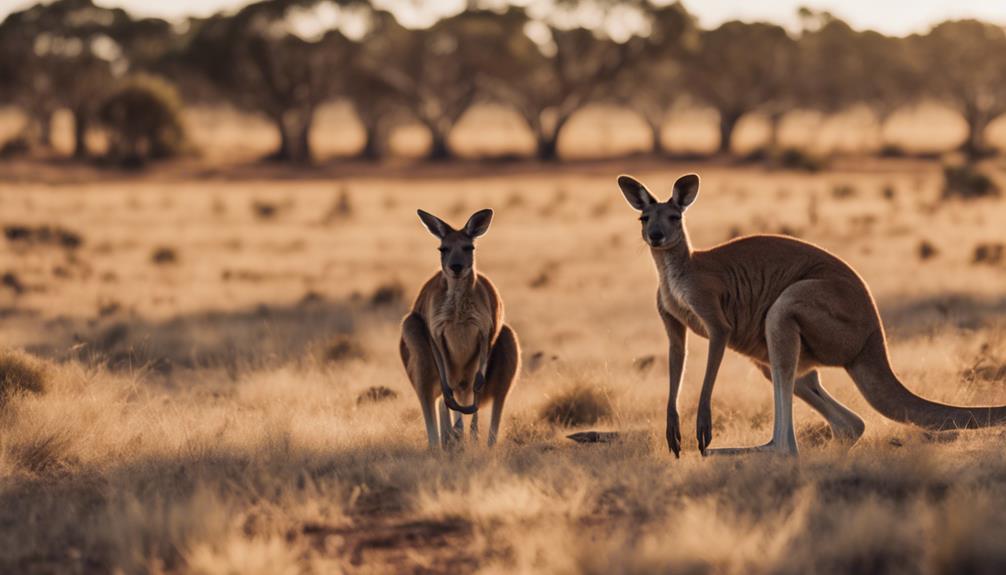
[658,271,708,338]
[429,293,487,370]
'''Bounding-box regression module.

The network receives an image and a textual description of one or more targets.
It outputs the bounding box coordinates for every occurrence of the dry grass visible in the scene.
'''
[1,112,1006,572]
[0,349,50,406]
[539,381,614,427]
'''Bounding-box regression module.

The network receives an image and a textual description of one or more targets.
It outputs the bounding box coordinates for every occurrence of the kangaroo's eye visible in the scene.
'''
[669,214,681,221]
[639,215,649,223]
[438,247,448,253]
[462,246,474,252]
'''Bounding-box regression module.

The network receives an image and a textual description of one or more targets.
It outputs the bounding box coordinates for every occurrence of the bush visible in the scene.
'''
[749,147,826,172]
[370,281,405,308]
[357,386,399,405]
[0,349,50,407]
[0,134,32,158]
[539,382,613,427]
[973,243,1004,266]
[779,148,826,172]
[151,246,178,265]
[942,164,1000,200]
[98,74,187,167]
[322,335,366,363]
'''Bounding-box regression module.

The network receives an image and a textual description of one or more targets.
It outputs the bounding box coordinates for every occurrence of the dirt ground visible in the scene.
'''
[1,107,1006,573]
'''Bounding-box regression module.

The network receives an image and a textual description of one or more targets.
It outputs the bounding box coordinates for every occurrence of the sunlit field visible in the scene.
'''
[2,109,1006,573]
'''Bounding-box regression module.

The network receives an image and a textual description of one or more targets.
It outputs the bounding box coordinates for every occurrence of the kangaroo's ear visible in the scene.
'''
[618,175,657,211]
[417,209,452,239]
[463,208,493,238]
[671,173,700,210]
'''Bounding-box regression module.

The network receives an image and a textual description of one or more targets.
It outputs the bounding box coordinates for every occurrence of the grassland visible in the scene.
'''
[2,106,1006,573]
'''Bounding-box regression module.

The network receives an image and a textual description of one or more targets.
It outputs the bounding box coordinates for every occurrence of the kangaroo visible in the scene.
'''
[400,208,520,449]
[619,173,1006,457]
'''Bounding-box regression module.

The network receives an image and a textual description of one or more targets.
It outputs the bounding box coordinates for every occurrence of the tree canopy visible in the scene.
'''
[3,1,1006,162]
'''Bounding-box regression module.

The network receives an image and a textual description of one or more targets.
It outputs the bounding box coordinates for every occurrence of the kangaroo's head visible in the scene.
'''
[618,173,699,250]
[416,208,493,280]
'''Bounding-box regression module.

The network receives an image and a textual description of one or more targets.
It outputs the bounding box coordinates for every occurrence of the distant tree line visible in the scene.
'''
[2,0,1005,164]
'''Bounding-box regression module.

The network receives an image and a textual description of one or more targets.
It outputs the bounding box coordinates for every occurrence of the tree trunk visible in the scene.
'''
[359,118,382,161]
[962,111,991,160]
[73,108,89,159]
[295,113,313,164]
[38,111,53,148]
[767,113,783,151]
[428,126,451,161]
[874,110,888,149]
[536,133,559,161]
[535,114,571,161]
[718,111,742,156]
[649,120,665,156]
[268,113,294,162]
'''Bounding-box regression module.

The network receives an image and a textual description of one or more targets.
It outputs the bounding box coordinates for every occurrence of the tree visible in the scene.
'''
[796,12,920,150]
[612,2,696,155]
[0,17,58,148]
[184,0,356,163]
[98,74,187,166]
[483,12,639,161]
[913,20,1006,159]
[685,21,796,155]
[0,0,138,156]
[357,10,512,161]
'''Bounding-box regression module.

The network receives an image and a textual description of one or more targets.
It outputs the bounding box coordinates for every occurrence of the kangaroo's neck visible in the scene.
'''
[444,270,477,300]
[651,232,693,282]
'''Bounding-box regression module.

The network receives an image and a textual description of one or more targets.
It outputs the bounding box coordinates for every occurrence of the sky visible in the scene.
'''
[2,0,1006,36]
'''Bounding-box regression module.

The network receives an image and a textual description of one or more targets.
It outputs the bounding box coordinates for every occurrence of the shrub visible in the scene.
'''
[918,240,939,261]
[878,144,907,158]
[323,335,366,363]
[98,74,187,167]
[942,164,1000,200]
[831,184,857,199]
[0,134,32,158]
[357,386,399,405]
[539,382,613,427]
[973,243,1004,266]
[252,200,281,220]
[4,224,83,250]
[370,281,405,308]
[781,148,826,172]
[1,271,24,294]
[755,147,826,172]
[151,246,178,265]
[0,349,50,407]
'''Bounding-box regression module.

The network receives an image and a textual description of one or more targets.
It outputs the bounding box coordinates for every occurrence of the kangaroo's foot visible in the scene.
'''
[439,400,462,450]
[704,438,798,457]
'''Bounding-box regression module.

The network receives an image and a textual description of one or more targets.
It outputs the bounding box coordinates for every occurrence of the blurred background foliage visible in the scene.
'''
[2,0,1006,165]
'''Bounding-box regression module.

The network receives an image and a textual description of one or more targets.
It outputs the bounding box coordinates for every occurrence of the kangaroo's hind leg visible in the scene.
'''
[400,313,440,449]
[754,366,866,445]
[481,324,520,447]
[708,279,870,457]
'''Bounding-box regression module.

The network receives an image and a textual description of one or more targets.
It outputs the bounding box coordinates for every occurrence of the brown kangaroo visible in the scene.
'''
[400,208,520,449]
[619,173,1006,457]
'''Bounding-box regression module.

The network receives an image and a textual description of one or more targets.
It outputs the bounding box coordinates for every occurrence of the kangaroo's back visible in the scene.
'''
[679,234,877,359]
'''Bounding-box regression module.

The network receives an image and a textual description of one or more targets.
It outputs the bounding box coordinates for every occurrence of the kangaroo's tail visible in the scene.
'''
[846,330,1006,430]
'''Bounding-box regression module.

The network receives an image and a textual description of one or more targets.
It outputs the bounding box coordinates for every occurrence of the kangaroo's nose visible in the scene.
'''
[648,231,665,243]
[449,263,463,274]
